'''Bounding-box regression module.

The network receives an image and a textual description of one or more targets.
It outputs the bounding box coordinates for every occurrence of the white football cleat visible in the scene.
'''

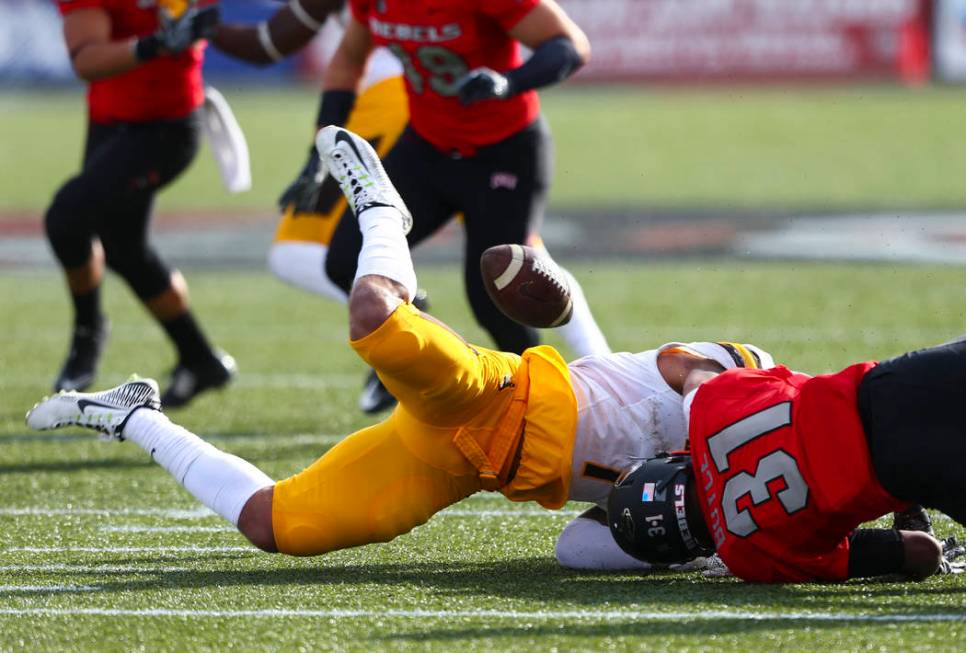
[25,377,161,440]
[315,126,412,233]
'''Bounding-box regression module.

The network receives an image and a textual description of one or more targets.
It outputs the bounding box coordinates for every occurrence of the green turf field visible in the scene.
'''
[2,262,965,651]
[4,85,966,214]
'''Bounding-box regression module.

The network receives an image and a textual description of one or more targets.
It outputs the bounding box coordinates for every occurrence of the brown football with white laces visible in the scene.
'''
[480,244,573,329]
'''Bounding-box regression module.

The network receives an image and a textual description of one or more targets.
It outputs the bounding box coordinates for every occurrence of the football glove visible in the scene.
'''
[701,554,734,579]
[939,536,965,575]
[158,4,220,54]
[277,147,325,214]
[456,68,511,106]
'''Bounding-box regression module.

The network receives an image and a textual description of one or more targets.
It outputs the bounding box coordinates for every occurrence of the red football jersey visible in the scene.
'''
[351,0,541,155]
[688,364,909,583]
[57,0,205,123]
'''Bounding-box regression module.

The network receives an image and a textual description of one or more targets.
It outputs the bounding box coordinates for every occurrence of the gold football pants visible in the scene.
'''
[271,303,577,556]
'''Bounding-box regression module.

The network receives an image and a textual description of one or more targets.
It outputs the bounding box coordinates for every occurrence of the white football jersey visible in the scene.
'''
[566,342,774,507]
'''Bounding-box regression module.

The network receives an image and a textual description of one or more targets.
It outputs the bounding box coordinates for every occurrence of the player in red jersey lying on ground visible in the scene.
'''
[608,339,966,581]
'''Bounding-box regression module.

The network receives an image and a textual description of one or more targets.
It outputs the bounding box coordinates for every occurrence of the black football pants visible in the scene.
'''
[45,116,200,300]
[858,335,966,525]
[326,117,553,354]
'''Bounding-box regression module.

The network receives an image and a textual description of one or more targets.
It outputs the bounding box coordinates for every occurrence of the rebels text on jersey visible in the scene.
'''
[688,364,909,582]
[57,0,205,123]
[350,0,540,155]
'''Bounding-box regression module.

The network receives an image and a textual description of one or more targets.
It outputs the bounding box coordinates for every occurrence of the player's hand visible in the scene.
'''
[456,67,511,106]
[701,554,734,579]
[158,4,220,54]
[939,536,965,574]
[277,148,326,214]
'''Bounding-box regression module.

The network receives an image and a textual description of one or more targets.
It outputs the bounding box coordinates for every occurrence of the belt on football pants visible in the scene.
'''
[451,359,530,491]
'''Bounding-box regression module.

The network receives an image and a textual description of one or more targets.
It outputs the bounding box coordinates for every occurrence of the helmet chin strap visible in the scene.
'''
[685,476,714,550]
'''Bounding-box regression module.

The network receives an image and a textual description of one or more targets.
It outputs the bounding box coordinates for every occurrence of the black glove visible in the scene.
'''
[939,536,965,575]
[278,147,325,214]
[158,4,221,54]
[456,67,511,106]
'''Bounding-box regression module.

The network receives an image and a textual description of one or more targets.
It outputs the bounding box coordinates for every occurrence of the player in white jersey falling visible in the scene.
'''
[210,0,612,414]
[27,127,771,568]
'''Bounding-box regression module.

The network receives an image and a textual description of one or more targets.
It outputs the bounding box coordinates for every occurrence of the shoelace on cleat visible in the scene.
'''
[93,381,159,410]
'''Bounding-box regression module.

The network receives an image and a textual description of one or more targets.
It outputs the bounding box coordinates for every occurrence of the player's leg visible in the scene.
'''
[272,417,480,555]
[44,122,119,391]
[527,236,611,358]
[25,379,276,551]
[859,335,966,525]
[455,121,553,354]
[267,241,348,302]
[555,507,654,570]
[269,77,410,303]
[324,127,455,412]
[322,127,454,297]
[318,126,523,426]
[94,119,235,408]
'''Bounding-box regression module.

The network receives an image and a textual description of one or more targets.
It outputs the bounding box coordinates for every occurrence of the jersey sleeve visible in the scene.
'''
[348,0,369,24]
[57,0,104,15]
[478,0,541,31]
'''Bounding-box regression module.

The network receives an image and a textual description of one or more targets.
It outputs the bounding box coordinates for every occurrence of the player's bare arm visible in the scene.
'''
[848,528,942,580]
[658,351,726,395]
[680,366,723,398]
[210,0,341,65]
[509,0,591,63]
[63,8,140,80]
[65,5,216,81]
[324,17,374,93]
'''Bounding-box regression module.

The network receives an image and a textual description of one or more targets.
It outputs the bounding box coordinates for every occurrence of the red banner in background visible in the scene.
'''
[558,0,930,83]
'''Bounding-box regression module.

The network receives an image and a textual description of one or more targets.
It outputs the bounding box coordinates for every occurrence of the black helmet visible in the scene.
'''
[606,453,713,564]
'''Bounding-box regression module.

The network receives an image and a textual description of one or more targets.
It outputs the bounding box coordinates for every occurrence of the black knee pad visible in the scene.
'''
[104,243,171,300]
[44,182,95,268]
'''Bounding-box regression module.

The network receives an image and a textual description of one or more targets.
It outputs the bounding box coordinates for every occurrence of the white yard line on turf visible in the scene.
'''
[0,507,214,518]
[0,565,189,573]
[0,506,579,520]
[0,585,99,593]
[4,547,254,554]
[99,525,232,533]
[0,607,963,623]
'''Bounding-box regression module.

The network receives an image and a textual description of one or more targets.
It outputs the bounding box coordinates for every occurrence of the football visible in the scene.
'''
[480,244,573,328]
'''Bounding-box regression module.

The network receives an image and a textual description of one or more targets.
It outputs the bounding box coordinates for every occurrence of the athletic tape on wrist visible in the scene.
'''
[289,0,324,32]
[257,21,284,62]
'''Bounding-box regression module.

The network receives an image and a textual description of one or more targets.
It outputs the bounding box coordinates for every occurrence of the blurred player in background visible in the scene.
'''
[27,127,771,565]
[263,0,609,412]
[212,0,403,307]
[46,0,234,408]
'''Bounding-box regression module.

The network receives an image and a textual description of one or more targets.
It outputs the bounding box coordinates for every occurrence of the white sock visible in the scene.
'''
[354,206,417,300]
[267,242,348,304]
[123,410,274,526]
[553,266,611,358]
